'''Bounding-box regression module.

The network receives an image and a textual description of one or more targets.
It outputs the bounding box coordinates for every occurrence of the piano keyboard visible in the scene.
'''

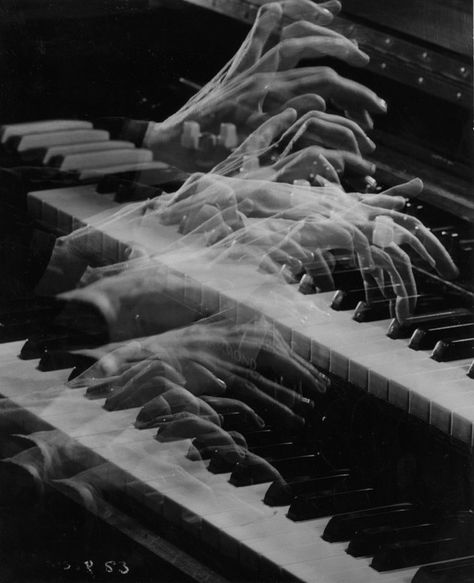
[0,119,167,182]
[1,121,473,582]
[28,186,474,450]
[26,183,474,450]
[2,340,473,583]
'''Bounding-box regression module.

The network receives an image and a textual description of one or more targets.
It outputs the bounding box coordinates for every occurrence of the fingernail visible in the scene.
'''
[256,415,265,427]
[378,98,388,112]
[287,256,304,274]
[215,377,227,390]
[367,137,377,150]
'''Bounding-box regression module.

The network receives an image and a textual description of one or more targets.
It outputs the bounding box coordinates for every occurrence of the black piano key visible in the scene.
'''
[96,165,189,195]
[468,361,474,379]
[220,411,264,432]
[371,537,467,571]
[287,488,375,521]
[410,322,474,350]
[322,503,417,542]
[298,274,317,295]
[37,350,96,372]
[250,442,307,460]
[207,450,239,474]
[331,268,364,291]
[114,182,163,203]
[20,331,105,360]
[229,453,333,487]
[0,298,64,342]
[371,513,474,571]
[347,522,439,557]
[354,294,453,323]
[412,557,474,583]
[387,309,473,339]
[431,337,474,362]
[68,362,95,381]
[331,284,384,311]
[264,472,351,507]
[353,298,393,322]
[244,429,280,447]
[84,379,116,399]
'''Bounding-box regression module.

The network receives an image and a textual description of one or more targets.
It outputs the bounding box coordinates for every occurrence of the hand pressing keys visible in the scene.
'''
[70,319,328,430]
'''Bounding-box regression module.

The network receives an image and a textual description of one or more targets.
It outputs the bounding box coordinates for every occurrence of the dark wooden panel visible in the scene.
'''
[342,0,472,57]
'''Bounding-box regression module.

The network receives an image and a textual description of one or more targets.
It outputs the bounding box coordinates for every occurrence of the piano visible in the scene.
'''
[0,1,473,582]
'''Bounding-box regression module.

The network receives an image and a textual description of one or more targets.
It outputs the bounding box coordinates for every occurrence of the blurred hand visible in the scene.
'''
[71,319,329,430]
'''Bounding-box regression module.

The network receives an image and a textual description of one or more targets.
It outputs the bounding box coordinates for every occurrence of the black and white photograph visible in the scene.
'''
[0,1,472,581]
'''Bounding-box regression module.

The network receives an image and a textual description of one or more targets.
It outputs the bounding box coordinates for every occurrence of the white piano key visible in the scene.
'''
[16,129,110,152]
[59,148,152,171]
[284,554,417,583]
[79,160,167,180]
[28,185,120,228]
[0,119,93,143]
[429,379,474,440]
[405,360,473,423]
[0,337,468,583]
[44,140,135,164]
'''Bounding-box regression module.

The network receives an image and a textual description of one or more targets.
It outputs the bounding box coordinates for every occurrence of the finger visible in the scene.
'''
[274,149,341,184]
[190,441,247,464]
[308,70,387,113]
[225,375,305,431]
[70,340,146,384]
[232,450,283,483]
[193,429,247,451]
[304,248,335,291]
[181,360,227,396]
[385,244,418,314]
[180,204,223,235]
[136,392,221,429]
[230,3,282,76]
[344,108,375,131]
[392,223,436,268]
[118,359,185,389]
[230,365,318,415]
[238,107,297,155]
[371,246,409,322]
[307,111,376,153]
[104,377,182,411]
[276,36,370,70]
[155,414,230,443]
[280,93,326,115]
[278,0,335,24]
[361,194,406,210]
[255,344,329,395]
[389,212,459,279]
[319,0,342,14]
[200,396,266,429]
[281,21,344,42]
[382,178,423,198]
[330,151,375,176]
